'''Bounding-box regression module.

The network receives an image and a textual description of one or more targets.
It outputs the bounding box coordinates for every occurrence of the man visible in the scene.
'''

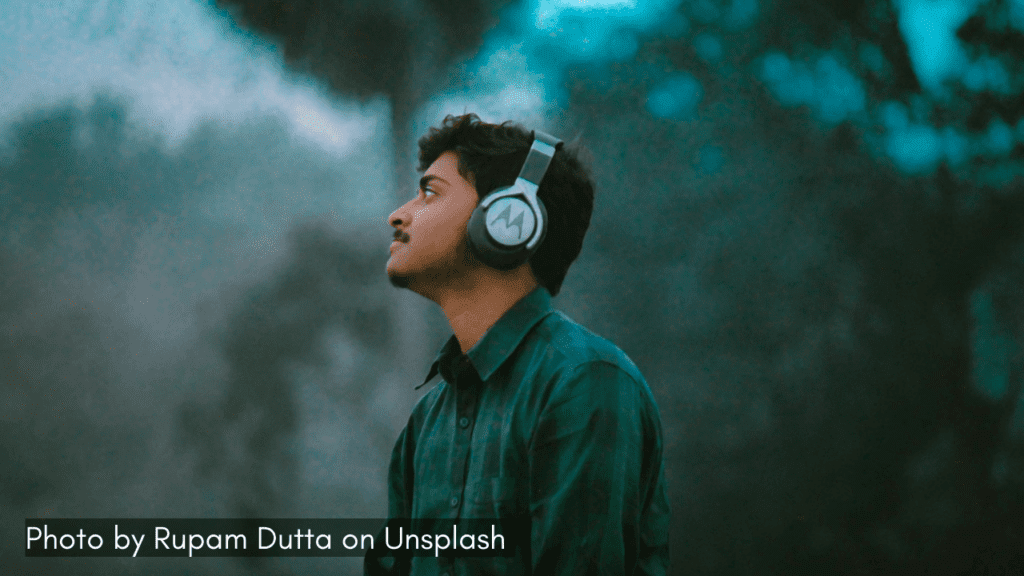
[366,113,669,575]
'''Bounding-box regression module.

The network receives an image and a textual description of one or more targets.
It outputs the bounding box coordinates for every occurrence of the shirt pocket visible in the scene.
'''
[468,477,517,517]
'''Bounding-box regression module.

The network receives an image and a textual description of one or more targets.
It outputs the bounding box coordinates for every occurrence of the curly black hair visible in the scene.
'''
[417,113,595,296]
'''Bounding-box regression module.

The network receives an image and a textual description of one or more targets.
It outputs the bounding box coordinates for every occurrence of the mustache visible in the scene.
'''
[393,230,410,243]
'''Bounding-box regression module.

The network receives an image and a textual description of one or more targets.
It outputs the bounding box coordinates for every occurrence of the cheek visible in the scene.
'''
[443,216,469,241]
[448,201,477,233]
[427,206,473,241]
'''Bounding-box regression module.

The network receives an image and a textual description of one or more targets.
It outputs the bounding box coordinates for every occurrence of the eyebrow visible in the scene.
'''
[419,175,449,190]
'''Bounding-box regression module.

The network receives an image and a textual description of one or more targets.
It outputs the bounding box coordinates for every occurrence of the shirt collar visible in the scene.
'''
[417,287,554,388]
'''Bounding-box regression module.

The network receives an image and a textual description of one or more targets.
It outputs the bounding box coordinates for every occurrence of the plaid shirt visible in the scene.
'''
[366,287,669,575]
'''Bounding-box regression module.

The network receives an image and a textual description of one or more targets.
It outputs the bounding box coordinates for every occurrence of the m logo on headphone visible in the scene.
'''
[485,197,536,247]
[466,129,560,270]
[490,202,525,240]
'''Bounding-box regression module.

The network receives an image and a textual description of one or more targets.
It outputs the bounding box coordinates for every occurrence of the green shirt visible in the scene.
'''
[366,287,669,575]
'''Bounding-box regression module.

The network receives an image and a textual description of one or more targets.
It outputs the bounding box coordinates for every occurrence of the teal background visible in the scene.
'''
[3,0,1023,574]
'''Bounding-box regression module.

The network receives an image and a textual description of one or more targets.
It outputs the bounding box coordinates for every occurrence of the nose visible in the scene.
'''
[388,199,412,229]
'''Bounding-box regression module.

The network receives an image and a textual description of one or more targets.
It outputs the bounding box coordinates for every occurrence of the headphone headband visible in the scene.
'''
[466,128,564,270]
[517,130,562,186]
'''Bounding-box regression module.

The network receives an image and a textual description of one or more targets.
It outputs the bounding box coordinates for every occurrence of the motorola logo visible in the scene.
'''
[486,197,535,247]
[491,202,525,239]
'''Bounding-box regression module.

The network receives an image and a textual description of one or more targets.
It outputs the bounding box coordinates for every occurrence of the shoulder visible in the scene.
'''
[525,312,665,451]
[527,311,658,413]
[532,310,646,385]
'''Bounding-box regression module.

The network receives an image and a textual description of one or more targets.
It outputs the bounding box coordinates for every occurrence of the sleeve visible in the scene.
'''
[528,361,669,576]
[364,422,415,576]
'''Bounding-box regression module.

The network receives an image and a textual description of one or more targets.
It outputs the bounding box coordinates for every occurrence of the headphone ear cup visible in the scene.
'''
[466,202,496,266]
[466,194,547,271]
[532,198,548,254]
[467,202,521,271]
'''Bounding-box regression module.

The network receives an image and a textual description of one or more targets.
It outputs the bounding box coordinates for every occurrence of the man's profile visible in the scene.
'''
[366,113,669,575]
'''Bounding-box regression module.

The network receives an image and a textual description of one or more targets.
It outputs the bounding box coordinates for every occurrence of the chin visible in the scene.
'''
[386,259,415,288]
[388,272,411,289]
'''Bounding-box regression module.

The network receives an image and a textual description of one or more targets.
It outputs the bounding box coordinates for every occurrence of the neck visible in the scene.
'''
[432,267,539,353]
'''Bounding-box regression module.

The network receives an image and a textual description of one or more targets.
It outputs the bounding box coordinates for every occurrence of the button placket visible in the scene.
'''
[450,377,474,517]
[451,362,481,519]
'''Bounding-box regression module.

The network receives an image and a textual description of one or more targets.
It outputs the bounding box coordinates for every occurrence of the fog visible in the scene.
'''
[4,0,1024,574]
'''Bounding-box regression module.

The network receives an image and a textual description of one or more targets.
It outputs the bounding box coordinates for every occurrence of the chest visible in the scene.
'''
[410,379,538,519]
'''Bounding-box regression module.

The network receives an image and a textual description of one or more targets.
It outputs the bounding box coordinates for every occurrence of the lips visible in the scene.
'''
[390,231,410,254]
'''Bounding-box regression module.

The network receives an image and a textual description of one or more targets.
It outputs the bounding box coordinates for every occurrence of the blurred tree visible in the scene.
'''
[211,0,521,199]
[0,91,394,526]
[178,221,394,522]
[556,0,1024,574]
[203,0,1024,573]
[207,2,530,485]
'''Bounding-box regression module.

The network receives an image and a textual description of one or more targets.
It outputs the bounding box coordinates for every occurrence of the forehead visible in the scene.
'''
[425,151,472,187]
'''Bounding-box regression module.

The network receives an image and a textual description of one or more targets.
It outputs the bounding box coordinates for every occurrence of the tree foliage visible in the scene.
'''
[560,1,1024,574]
[212,0,1024,573]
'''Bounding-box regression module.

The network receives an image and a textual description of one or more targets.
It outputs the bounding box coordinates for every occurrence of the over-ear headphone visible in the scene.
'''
[466,130,563,271]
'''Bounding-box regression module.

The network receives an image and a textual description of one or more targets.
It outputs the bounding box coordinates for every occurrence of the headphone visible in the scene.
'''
[466,130,563,271]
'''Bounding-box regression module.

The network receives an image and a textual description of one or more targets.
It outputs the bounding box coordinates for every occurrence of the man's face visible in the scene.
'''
[386,151,480,292]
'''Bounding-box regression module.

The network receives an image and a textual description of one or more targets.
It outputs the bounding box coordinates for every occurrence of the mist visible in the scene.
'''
[5,0,1024,575]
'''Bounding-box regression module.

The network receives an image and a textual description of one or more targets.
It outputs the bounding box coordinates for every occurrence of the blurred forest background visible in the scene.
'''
[3,0,1023,574]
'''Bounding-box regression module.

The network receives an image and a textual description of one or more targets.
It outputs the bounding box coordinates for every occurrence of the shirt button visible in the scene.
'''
[458,417,470,428]
[450,496,459,507]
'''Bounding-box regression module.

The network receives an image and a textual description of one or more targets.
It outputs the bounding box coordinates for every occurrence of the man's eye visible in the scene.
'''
[423,187,437,197]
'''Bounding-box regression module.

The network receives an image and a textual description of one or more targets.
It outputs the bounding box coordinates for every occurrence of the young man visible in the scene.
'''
[367,114,668,575]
